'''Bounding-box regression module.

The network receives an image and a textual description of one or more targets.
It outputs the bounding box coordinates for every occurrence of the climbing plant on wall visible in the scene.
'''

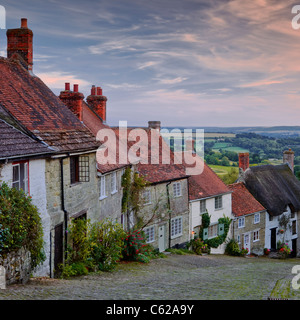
[199,211,231,249]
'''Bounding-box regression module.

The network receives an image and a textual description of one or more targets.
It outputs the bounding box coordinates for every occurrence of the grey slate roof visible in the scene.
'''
[244,164,300,216]
[0,118,53,160]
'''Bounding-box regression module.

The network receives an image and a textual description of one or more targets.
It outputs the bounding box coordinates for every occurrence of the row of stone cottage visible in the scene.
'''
[1,19,300,279]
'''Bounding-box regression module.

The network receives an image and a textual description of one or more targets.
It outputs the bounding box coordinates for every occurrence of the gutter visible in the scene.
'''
[166,181,172,249]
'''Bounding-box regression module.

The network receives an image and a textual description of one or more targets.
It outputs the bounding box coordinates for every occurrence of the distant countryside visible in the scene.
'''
[165,126,300,185]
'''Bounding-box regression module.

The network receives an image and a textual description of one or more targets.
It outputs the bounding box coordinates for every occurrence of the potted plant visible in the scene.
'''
[264,248,270,256]
[240,247,249,257]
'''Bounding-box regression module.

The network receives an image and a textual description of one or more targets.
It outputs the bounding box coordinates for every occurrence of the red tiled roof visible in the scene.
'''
[187,159,231,200]
[108,127,188,183]
[228,182,265,217]
[0,58,100,153]
[82,102,128,173]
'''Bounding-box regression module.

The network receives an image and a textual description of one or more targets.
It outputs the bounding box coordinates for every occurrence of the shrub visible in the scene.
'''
[189,238,209,255]
[89,219,126,271]
[225,239,241,256]
[122,229,147,261]
[0,182,45,269]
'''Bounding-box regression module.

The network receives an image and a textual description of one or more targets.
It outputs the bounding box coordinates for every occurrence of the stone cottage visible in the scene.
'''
[228,182,267,255]
[238,152,300,257]
[0,19,101,277]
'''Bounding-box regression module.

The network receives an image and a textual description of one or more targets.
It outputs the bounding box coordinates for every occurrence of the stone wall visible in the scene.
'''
[0,247,31,285]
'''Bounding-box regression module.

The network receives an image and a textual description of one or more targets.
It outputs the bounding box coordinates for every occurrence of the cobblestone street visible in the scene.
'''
[0,254,299,300]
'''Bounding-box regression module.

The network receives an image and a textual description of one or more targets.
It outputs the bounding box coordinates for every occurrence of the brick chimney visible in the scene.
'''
[148,121,161,131]
[59,83,84,121]
[7,18,33,72]
[283,148,294,171]
[86,85,107,122]
[239,153,249,172]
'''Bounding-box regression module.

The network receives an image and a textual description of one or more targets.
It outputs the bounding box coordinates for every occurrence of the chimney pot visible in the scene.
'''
[74,84,79,93]
[21,18,28,28]
[65,82,70,91]
[239,153,249,172]
[91,85,96,96]
[96,87,102,95]
[148,121,161,131]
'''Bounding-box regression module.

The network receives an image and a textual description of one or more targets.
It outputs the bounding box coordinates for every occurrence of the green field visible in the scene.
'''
[209,165,239,176]
[212,142,249,154]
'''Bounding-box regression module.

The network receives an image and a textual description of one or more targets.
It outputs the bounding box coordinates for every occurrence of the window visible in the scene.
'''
[171,217,183,238]
[111,172,117,194]
[208,224,218,239]
[173,182,182,197]
[292,220,297,235]
[237,234,241,243]
[12,162,29,194]
[143,190,151,205]
[70,156,89,184]
[253,230,259,242]
[100,176,106,199]
[200,200,206,214]
[269,214,273,222]
[238,217,245,228]
[254,213,260,224]
[144,226,155,243]
[215,196,222,209]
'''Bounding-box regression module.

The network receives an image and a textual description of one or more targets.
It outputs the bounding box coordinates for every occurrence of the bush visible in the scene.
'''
[89,219,126,271]
[188,238,209,255]
[0,182,45,269]
[122,229,147,261]
[225,239,241,256]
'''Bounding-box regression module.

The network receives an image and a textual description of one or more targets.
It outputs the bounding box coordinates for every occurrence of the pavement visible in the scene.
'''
[0,253,299,300]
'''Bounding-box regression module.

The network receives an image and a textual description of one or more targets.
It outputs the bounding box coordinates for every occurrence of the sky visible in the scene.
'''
[1,0,300,127]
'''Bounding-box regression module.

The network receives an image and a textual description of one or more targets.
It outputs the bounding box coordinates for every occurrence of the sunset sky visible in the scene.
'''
[1,0,300,127]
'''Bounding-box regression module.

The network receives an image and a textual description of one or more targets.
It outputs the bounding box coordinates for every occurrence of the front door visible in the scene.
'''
[54,223,64,277]
[270,228,277,251]
[244,232,250,254]
[158,225,166,252]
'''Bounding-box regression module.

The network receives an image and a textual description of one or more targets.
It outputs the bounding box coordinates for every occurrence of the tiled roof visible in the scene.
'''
[228,182,265,217]
[0,118,53,159]
[108,127,188,183]
[0,58,100,153]
[244,164,300,216]
[187,156,231,201]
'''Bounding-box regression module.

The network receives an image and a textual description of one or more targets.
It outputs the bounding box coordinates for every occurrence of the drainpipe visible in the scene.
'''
[166,181,172,249]
[60,157,68,260]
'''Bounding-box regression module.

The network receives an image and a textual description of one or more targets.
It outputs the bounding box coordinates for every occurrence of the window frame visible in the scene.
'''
[144,226,155,243]
[253,230,260,242]
[207,223,218,239]
[254,213,260,224]
[173,182,182,198]
[12,161,29,194]
[70,156,90,184]
[171,216,183,239]
[143,189,152,205]
[99,175,107,200]
[215,196,223,210]
[238,217,245,228]
[111,171,117,194]
[200,200,206,214]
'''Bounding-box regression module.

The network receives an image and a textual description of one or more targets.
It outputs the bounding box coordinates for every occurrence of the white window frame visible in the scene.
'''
[238,217,245,228]
[111,171,117,194]
[12,162,29,194]
[207,223,218,239]
[143,189,152,205]
[173,182,182,198]
[171,216,183,238]
[253,230,259,242]
[237,234,241,244]
[144,226,155,243]
[254,213,260,224]
[200,200,206,214]
[215,196,223,210]
[99,175,107,200]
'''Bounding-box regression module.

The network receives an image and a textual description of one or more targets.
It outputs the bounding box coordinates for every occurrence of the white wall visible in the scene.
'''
[1,160,50,276]
[265,206,298,250]
[190,192,232,254]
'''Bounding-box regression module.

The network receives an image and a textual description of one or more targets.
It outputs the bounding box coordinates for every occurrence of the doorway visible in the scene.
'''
[243,232,250,254]
[270,228,277,251]
[54,223,64,277]
[158,225,166,252]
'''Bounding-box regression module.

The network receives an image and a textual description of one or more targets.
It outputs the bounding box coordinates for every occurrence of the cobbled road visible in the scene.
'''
[0,254,299,300]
